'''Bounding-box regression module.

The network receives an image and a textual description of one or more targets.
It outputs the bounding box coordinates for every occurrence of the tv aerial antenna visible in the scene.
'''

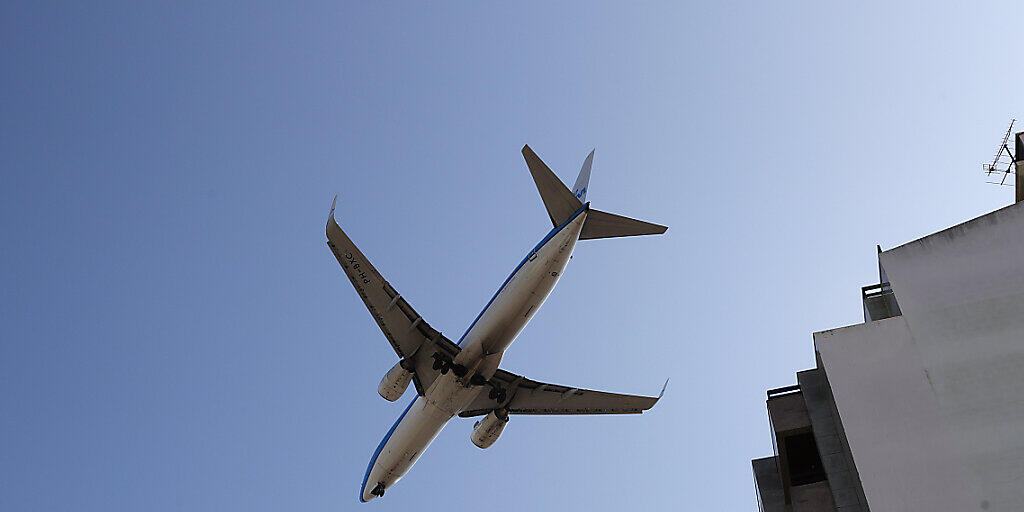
[983,119,1017,186]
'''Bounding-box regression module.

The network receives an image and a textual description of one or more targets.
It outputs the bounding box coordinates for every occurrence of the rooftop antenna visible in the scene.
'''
[982,118,1017,187]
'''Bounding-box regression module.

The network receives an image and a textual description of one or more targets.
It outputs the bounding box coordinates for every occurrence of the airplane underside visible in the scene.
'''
[360,209,586,502]
[328,145,668,503]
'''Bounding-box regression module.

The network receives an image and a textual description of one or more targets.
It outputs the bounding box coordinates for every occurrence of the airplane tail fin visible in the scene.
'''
[522,144,582,227]
[571,150,593,202]
[522,144,667,239]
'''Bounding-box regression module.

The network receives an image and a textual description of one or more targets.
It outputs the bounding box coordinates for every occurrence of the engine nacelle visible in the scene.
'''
[471,409,509,449]
[378,361,412,402]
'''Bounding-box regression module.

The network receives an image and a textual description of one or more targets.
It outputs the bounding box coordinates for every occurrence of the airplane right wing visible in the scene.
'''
[459,369,666,417]
[326,197,461,396]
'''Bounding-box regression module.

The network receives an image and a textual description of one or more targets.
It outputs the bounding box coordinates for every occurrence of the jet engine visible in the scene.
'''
[471,409,509,449]
[378,361,412,402]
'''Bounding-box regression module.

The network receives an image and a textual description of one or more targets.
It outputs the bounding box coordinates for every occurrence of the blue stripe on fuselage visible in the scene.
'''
[456,202,589,346]
[360,398,416,502]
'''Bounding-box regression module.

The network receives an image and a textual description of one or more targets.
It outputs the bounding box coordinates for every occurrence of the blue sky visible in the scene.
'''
[2,2,1023,510]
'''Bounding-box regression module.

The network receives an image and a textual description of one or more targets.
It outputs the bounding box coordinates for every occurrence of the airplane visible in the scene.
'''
[326,145,668,502]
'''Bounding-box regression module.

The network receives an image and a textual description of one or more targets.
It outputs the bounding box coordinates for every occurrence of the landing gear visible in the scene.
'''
[431,352,450,373]
[488,387,507,403]
[430,352,467,377]
[469,373,487,386]
[371,482,386,497]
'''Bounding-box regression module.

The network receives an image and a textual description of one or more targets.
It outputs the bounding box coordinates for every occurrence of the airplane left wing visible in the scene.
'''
[459,369,666,417]
[326,197,460,395]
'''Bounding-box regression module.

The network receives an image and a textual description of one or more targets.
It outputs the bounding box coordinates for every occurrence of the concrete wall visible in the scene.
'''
[768,393,811,434]
[752,456,787,512]
[815,201,1024,511]
[880,201,1024,510]
[797,369,868,512]
[791,481,835,512]
[814,318,974,511]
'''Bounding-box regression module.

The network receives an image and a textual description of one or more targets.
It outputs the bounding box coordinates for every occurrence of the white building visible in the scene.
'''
[753,132,1024,512]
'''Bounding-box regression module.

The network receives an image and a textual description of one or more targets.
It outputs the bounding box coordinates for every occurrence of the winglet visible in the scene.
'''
[327,196,340,239]
[641,379,669,413]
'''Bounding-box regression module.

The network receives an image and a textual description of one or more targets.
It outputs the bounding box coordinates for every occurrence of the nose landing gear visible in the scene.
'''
[370,482,386,498]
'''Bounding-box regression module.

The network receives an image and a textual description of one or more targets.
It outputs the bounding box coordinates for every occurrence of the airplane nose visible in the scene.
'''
[359,479,374,502]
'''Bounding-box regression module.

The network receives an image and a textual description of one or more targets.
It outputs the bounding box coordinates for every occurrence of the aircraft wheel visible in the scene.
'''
[371,482,386,497]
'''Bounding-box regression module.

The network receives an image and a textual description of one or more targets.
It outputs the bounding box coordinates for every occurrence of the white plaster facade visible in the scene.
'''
[814,201,1024,511]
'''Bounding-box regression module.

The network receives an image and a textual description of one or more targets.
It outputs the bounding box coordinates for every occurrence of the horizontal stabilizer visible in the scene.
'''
[522,145,583,227]
[580,209,668,240]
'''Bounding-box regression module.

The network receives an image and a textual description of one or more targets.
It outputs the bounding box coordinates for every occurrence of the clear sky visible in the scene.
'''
[2,2,1023,511]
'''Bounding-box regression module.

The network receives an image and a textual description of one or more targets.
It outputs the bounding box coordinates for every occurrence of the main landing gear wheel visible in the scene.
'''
[371,482,386,497]
[431,352,452,373]
[488,387,507,403]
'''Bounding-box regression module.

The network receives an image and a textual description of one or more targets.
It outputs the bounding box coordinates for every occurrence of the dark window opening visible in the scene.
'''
[785,432,827,486]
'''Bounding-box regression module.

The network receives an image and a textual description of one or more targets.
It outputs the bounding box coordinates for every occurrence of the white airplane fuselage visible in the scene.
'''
[360,206,588,502]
